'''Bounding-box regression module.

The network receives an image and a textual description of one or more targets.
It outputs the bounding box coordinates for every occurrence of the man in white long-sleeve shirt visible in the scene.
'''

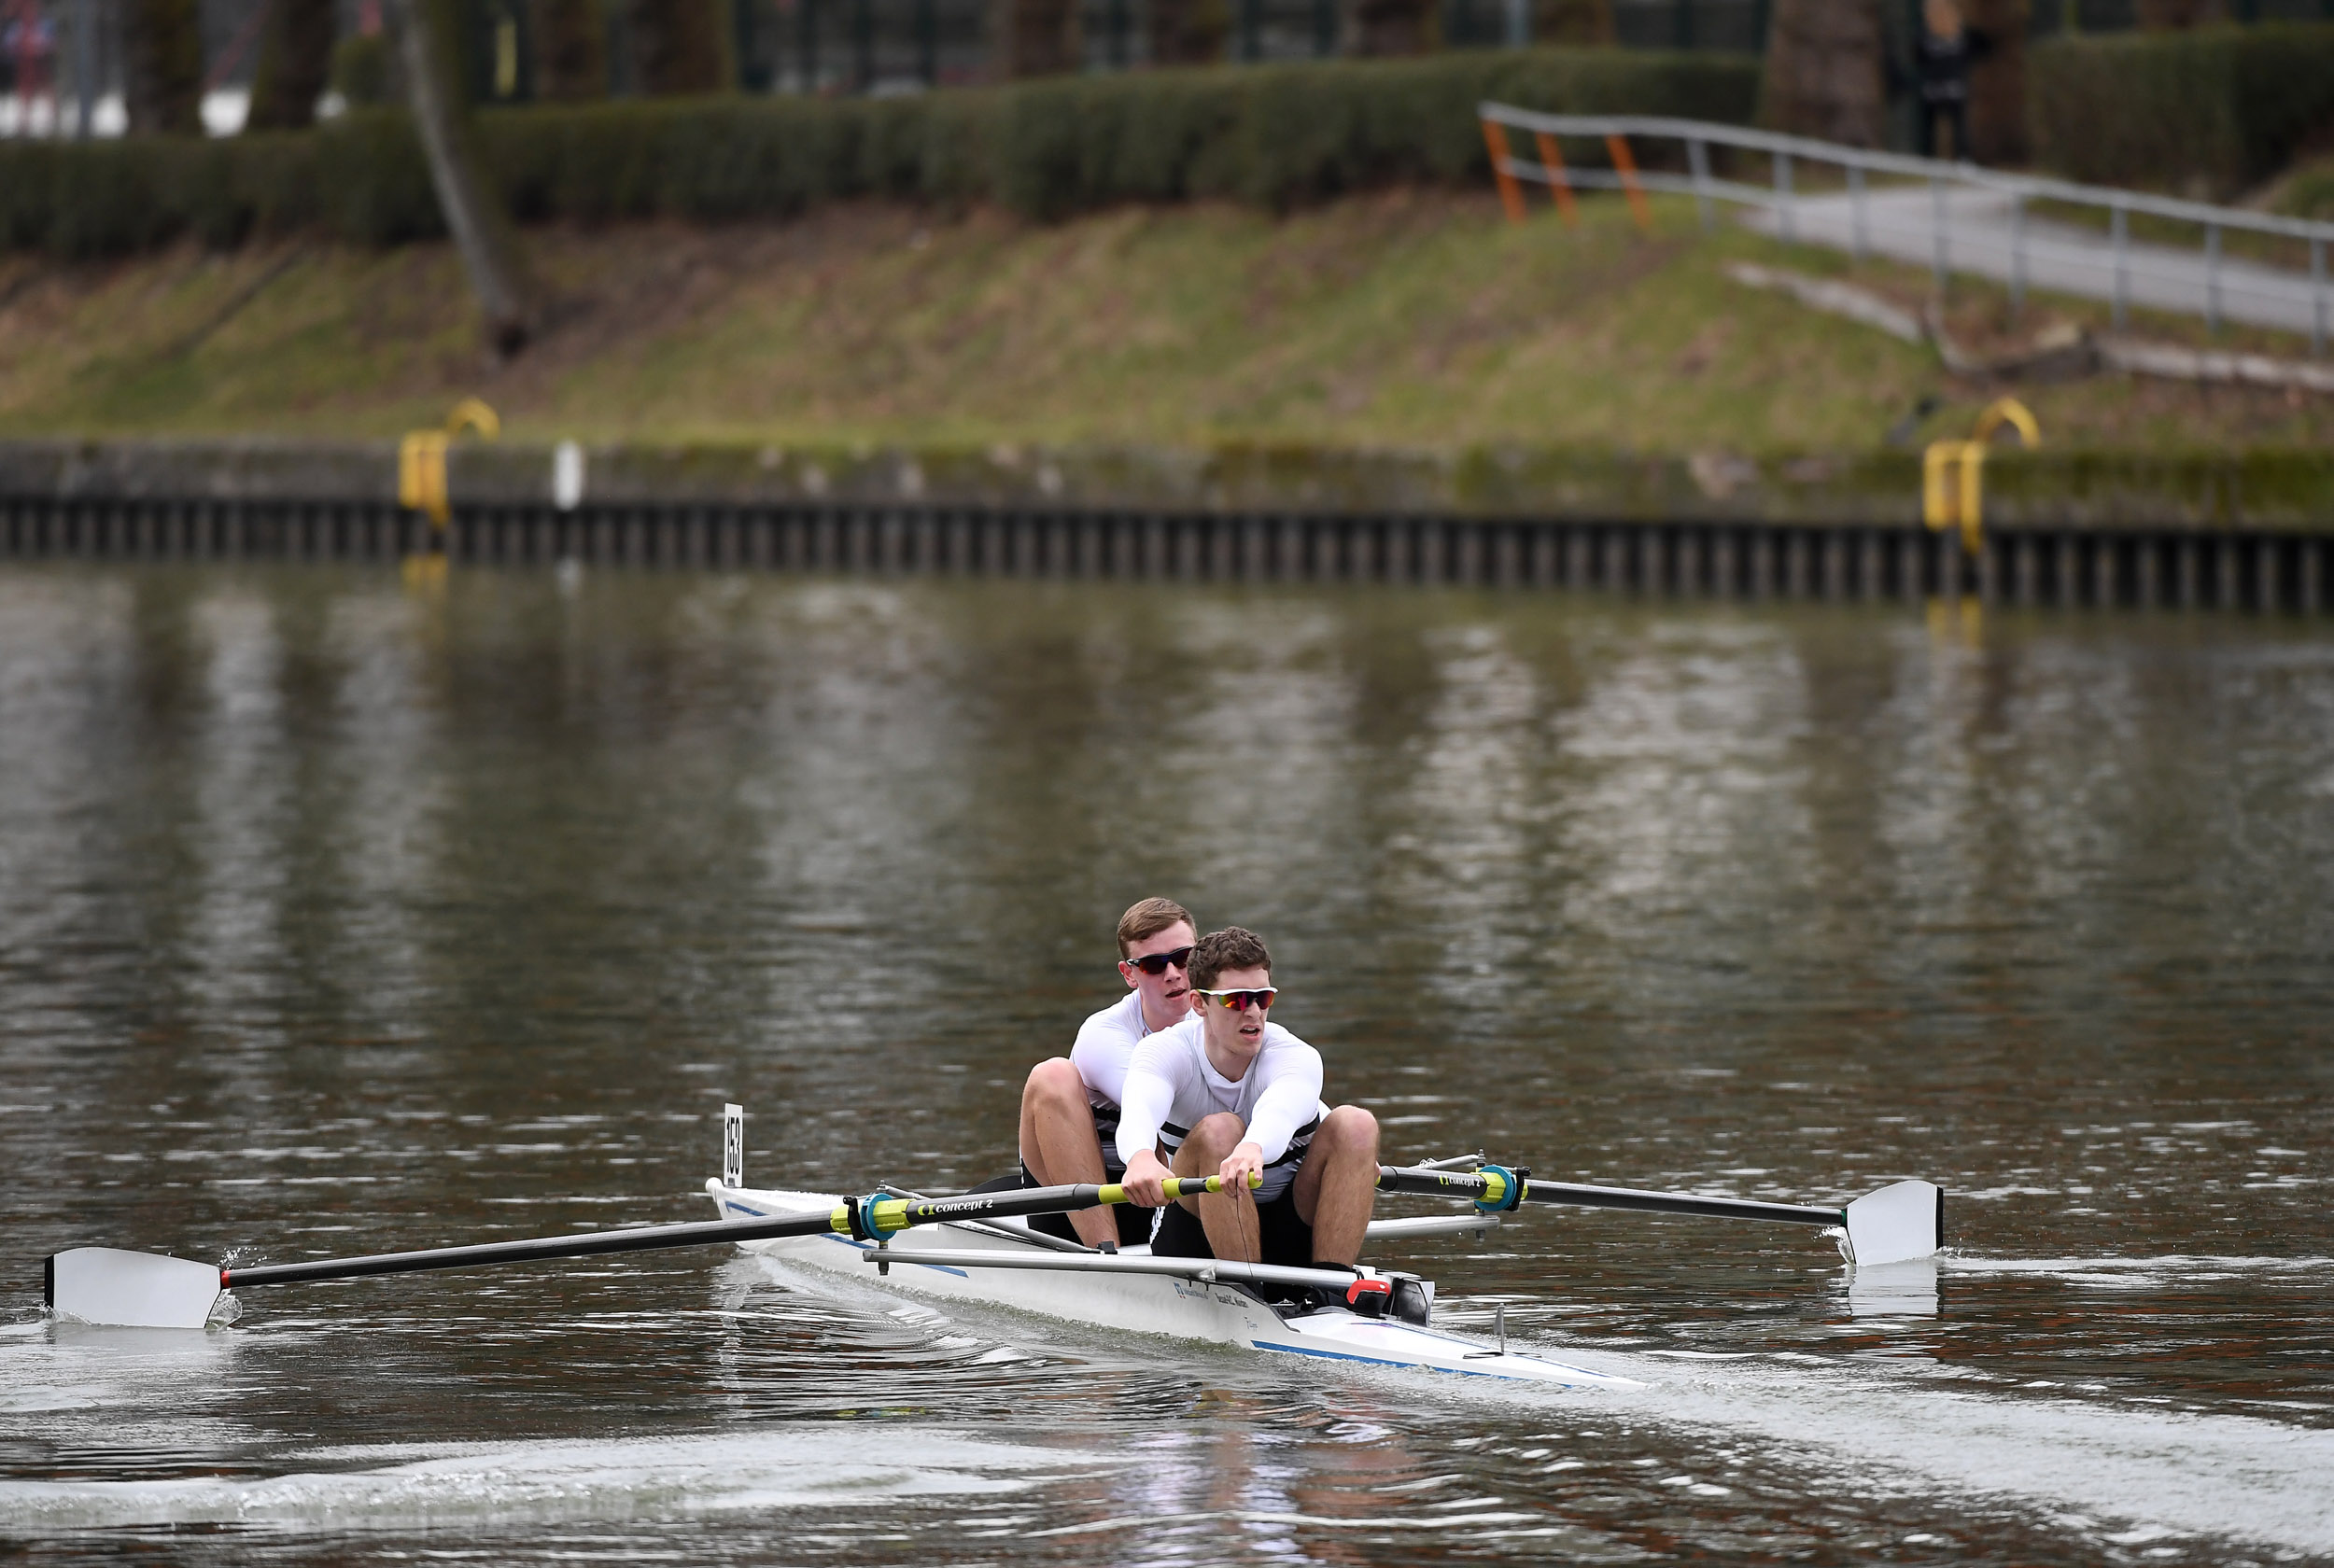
[1015,897,1199,1248]
[1118,927,1380,1270]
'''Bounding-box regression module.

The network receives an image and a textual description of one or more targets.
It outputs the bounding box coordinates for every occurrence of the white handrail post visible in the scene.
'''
[2009,194,2026,319]
[1849,163,1868,262]
[1776,150,1793,244]
[1930,176,1948,293]
[2204,222,2221,336]
[1688,137,1712,232]
[2314,237,2328,359]
[2111,201,2129,331]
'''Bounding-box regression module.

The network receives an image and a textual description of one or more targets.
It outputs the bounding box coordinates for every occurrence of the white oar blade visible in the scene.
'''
[1842,1181,1943,1267]
[47,1248,222,1330]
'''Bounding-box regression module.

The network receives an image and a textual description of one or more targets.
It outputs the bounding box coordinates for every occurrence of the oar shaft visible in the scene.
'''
[225,1211,835,1288]
[1375,1166,1842,1227]
[224,1176,1228,1292]
[1526,1181,1842,1226]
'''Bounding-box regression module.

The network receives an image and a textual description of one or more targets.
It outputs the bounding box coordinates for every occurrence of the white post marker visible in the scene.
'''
[553,440,585,511]
[723,1103,744,1190]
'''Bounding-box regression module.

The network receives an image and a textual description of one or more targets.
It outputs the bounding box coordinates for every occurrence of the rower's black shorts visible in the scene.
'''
[1151,1183,1315,1269]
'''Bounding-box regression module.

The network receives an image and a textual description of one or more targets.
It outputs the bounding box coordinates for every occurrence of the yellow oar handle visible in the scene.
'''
[1096,1170,1261,1205]
[840,1170,1263,1239]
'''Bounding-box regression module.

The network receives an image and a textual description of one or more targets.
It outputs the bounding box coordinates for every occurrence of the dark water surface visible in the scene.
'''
[2,565,2329,1563]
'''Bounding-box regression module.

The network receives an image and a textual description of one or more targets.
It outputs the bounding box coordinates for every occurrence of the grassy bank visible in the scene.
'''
[2,190,2329,456]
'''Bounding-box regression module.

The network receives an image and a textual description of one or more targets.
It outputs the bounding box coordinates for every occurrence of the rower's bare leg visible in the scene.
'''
[1292,1105,1380,1267]
[1018,1057,1119,1249]
[1173,1113,1260,1263]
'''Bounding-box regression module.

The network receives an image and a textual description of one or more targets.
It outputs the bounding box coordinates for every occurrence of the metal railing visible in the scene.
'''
[1479,105,2334,355]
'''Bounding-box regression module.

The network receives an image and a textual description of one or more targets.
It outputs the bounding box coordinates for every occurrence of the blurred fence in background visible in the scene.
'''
[1483,105,2334,350]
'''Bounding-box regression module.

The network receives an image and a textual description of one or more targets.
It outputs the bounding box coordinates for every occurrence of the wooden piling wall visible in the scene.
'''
[0,492,2327,613]
[2,439,2327,612]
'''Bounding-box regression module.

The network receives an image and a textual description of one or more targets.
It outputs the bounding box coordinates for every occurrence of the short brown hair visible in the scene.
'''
[1188,927,1271,990]
[1117,897,1196,958]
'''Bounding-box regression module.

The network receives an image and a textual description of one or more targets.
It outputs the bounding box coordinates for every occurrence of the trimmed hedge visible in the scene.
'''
[0,49,1757,258]
[2028,23,2334,198]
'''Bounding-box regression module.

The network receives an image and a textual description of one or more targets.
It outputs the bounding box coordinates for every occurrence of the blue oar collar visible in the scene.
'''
[1474,1164,1526,1214]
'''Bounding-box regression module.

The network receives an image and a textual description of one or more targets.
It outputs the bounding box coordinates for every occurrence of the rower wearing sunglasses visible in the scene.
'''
[1014,897,1206,1248]
[1117,927,1380,1279]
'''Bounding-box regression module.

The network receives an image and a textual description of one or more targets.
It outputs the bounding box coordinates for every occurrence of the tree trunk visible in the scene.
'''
[1533,0,1616,44]
[1347,0,1436,53]
[1148,0,1229,64]
[626,0,733,93]
[991,0,1081,75]
[533,0,609,99]
[395,0,539,356]
[124,0,204,134]
[1758,0,1885,146]
[246,0,337,130]
[1964,0,2026,163]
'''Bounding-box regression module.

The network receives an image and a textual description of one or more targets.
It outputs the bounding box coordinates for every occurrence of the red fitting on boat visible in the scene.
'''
[1345,1278,1392,1317]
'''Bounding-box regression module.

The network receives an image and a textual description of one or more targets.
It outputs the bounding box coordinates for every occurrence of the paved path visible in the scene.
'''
[1740,185,2330,342]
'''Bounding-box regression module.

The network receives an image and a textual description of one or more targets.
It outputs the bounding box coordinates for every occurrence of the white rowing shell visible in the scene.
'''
[708,1182,1638,1390]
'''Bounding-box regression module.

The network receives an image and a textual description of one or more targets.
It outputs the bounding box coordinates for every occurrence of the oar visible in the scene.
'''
[1375,1163,1943,1267]
[43,1175,1237,1331]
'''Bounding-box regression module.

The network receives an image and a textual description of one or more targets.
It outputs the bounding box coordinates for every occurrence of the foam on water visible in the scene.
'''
[739,1250,2334,1556]
[1629,1351,2334,1555]
[0,1428,1066,1533]
[1939,1253,2334,1284]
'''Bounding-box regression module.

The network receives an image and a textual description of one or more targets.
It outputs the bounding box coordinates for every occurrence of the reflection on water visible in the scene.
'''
[0,565,2329,1564]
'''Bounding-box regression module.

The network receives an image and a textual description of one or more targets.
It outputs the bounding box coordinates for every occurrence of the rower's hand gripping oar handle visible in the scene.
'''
[845,1171,1254,1240]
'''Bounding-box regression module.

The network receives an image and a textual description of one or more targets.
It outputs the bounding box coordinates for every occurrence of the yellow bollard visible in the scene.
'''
[1973,397,2040,449]
[1922,398,2039,555]
[445,398,500,440]
[398,430,452,526]
[398,399,500,567]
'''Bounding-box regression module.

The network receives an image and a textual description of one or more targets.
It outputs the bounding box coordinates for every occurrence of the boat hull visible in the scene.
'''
[709,1182,1637,1390]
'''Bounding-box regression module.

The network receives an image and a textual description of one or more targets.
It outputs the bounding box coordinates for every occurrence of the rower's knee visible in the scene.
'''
[1321,1104,1379,1157]
[1182,1112,1247,1165]
[1022,1057,1086,1116]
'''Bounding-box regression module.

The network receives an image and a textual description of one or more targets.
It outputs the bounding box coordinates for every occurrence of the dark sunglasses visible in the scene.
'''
[1122,945,1195,976]
[1195,987,1277,1012]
